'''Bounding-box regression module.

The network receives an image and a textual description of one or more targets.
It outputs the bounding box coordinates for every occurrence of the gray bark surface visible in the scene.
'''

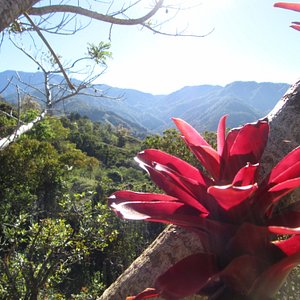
[100,226,205,300]
[99,80,300,300]
[0,0,39,32]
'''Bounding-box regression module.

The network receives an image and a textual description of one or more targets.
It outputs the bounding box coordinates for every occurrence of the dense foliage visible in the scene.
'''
[0,102,169,299]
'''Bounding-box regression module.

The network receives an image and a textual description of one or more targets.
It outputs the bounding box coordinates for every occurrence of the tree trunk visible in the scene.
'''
[0,0,39,32]
[0,110,47,150]
[99,80,300,300]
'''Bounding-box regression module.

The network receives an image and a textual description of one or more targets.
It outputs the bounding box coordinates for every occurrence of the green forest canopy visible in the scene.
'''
[0,99,218,299]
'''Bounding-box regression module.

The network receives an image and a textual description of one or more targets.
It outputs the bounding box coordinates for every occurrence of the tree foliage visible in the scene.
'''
[0,104,165,299]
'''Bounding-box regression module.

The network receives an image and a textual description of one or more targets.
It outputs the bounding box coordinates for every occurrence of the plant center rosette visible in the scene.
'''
[108,115,300,300]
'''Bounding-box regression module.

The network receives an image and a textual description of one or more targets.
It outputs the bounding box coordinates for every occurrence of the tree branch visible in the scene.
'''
[142,23,214,38]
[0,109,24,124]
[23,12,75,91]
[0,110,47,150]
[28,1,164,26]
[0,0,39,33]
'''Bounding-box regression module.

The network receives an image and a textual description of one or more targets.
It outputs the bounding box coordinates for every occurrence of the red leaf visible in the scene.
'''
[187,144,221,180]
[208,184,258,210]
[143,164,210,214]
[222,127,239,158]
[232,163,259,186]
[110,199,200,220]
[269,177,300,192]
[273,235,300,256]
[255,176,300,216]
[267,177,300,205]
[268,225,300,235]
[272,161,300,186]
[274,2,300,12]
[229,120,269,161]
[267,146,300,185]
[126,288,160,300]
[172,118,210,147]
[291,23,300,31]
[208,255,269,296]
[109,191,178,205]
[254,147,300,215]
[136,149,212,186]
[249,251,300,299]
[172,118,221,180]
[155,253,218,300]
[217,115,227,155]
[109,199,234,241]
[221,120,269,181]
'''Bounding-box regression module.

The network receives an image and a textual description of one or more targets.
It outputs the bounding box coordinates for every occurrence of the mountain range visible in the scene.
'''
[0,70,290,135]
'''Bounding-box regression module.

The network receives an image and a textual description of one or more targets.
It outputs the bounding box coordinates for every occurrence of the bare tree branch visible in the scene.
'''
[0,110,24,124]
[0,110,47,150]
[0,0,207,148]
[142,22,214,38]
[23,12,75,90]
[0,76,13,94]
[28,1,164,26]
[1,0,207,39]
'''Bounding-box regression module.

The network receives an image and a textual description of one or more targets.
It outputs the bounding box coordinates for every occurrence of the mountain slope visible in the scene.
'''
[0,71,289,133]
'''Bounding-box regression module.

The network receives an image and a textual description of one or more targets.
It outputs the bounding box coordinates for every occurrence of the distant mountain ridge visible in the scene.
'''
[0,70,289,134]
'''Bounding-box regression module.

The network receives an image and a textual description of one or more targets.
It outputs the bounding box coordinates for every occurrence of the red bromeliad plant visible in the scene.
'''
[109,116,300,300]
[274,2,300,31]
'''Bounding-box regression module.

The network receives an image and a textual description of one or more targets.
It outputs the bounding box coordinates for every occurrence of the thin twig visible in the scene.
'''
[142,23,214,38]
[0,77,13,94]
[28,0,164,26]
[0,110,24,124]
[23,12,75,90]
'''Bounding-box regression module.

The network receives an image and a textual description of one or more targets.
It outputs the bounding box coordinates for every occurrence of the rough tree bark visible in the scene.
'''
[0,0,39,32]
[99,80,300,300]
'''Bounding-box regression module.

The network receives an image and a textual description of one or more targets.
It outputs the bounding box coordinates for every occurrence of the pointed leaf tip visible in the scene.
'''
[274,3,300,12]
[172,117,210,147]
[291,24,300,31]
[172,117,220,179]
[126,288,159,300]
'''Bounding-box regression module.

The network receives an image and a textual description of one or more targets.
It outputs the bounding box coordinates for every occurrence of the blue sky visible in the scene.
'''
[0,0,299,94]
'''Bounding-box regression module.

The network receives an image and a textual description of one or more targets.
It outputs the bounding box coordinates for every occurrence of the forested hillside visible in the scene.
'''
[0,96,221,299]
[0,99,163,299]
[0,71,289,134]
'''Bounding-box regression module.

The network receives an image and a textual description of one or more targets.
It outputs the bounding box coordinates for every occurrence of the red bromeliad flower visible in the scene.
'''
[109,116,300,300]
[274,2,300,31]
